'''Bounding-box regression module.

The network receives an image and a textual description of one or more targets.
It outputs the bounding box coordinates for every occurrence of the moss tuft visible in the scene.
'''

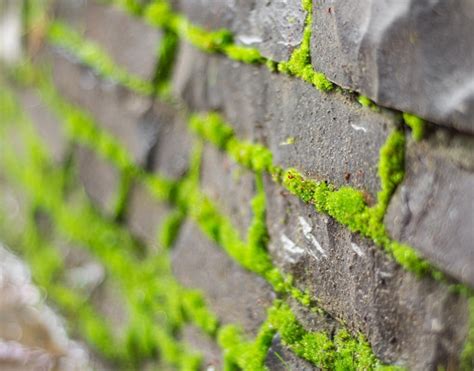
[403,112,425,141]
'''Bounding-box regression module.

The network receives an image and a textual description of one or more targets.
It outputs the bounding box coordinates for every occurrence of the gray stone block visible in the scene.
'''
[175,0,306,61]
[311,0,474,133]
[386,130,474,286]
[126,181,170,246]
[49,50,155,165]
[150,101,192,179]
[263,175,469,369]
[201,144,256,239]
[171,221,275,337]
[18,89,69,164]
[76,146,120,216]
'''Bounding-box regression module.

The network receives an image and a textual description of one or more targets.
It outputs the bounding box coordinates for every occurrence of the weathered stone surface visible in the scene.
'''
[150,101,192,179]
[201,144,256,238]
[49,50,155,165]
[172,221,274,337]
[264,175,469,369]
[311,0,474,133]
[181,325,222,370]
[55,0,161,79]
[173,43,397,198]
[18,89,69,164]
[126,181,169,246]
[265,334,317,370]
[175,0,306,61]
[75,146,120,216]
[386,131,474,286]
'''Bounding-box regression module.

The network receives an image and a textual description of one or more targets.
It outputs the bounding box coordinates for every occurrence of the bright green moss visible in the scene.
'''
[325,187,368,230]
[47,21,154,96]
[189,113,234,149]
[158,209,185,248]
[224,44,265,64]
[403,112,425,142]
[282,168,318,203]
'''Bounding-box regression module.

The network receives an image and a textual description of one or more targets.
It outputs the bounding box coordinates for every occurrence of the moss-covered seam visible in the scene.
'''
[403,112,425,142]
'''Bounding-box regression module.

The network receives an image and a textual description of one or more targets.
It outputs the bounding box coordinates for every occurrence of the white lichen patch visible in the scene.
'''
[298,216,327,258]
[280,234,305,263]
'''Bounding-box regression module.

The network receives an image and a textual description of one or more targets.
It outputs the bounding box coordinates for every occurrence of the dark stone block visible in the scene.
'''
[311,0,474,133]
[386,130,474,286]
[172,221,275,337]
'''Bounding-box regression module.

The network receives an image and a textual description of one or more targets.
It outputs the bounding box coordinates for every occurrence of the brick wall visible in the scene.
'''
[0,0,473,370]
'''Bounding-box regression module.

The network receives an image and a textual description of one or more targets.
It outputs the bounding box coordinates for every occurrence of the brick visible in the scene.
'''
[171,221,275,337]
[174,0,306,61]
[201,144,256,239]
[150,101,192,179]
[49,50,155,165]
[311,0,474,134]
[126,181,170,246]
[386,130,474,286]
[263,176,469,369]
[75,146,121,216]
[181,325,221,370]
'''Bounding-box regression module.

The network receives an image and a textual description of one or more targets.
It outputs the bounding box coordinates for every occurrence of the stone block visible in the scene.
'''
[171,221,275,337]
[311,0,474,133]
[386,130,474,286]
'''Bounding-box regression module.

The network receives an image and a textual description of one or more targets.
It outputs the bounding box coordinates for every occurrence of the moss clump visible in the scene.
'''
[158,209,185,248]
[277,0,334,92]
[403,112,425,142]
[224,44,265,64]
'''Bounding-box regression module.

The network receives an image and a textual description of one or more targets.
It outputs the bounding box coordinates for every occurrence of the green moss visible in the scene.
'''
[158,209,185,248]
[224,44,265,64]
[403,112,425,142]
[357,94,380,112]
[47,21,154,95]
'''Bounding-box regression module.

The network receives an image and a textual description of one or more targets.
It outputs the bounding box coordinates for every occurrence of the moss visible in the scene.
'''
[403,112,425,141]
[47,21,154,95]
[224,44,265,64]
[158,209,185,248]
[461,297,474,370]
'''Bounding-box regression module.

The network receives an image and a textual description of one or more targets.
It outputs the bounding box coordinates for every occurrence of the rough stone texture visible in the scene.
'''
[181,325,222,370]
[149,101,192,179]
[386,131,474,286]
[201,144,256,238]
[173,42,398,198]
[54,0,161,79]
[18,89,69,164]
[75,146,120,216]
[175,0,306,61]
[172,221,275,337]
[264,175,469,369]
[126,181,170,247]
[49,50,155,165]
[311,0,474,134]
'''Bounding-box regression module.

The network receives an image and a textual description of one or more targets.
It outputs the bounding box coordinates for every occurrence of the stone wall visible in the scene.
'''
[0,0,473,370]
